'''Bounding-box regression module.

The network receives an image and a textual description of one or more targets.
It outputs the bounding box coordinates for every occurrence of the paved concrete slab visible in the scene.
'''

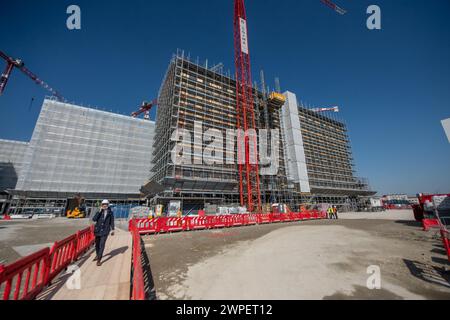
[37,229,132,300]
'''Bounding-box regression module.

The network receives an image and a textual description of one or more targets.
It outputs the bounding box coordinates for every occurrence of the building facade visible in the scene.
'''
[0,139,29,213]
[8,99,155,215]
[147,52,292,211]
[147,53,374,211]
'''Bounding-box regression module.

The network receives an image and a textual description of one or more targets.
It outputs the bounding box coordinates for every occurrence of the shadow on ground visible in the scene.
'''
[403,259,450,290]
[138,238,157,300]
[101,246,128,264]
[394,220,422,228]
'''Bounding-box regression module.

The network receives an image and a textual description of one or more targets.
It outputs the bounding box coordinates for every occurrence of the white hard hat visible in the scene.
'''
[101,199,110,205]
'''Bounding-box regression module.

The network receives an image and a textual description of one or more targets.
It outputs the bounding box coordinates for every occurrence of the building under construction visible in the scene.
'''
[4,99,155,215]
[144,52,374,212]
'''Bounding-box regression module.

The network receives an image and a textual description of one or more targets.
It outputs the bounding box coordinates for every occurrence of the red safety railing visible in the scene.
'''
[133,211,327,236]
[129,219,145,300]
[47,234,78,283]
[0,225,95,300]
[0,248,49,300]
[440,228,450,262]
[422,218,440,231]
[75,225,95,260]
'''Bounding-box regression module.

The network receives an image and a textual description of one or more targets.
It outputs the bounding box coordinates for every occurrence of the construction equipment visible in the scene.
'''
[131,99,157,120]
[320,0,347,15]
[66,194,86,219]
[233,0,262,212]
[0,50,64,101]
[311,106,340,113]
[268,92,286,108]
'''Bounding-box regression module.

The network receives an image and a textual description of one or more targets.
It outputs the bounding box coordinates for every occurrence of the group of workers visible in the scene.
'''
[327,205,339,219]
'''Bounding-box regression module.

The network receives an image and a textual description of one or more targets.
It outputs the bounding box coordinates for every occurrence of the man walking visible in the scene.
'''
[92,200,115,266]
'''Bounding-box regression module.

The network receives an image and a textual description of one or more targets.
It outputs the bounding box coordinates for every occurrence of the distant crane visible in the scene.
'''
[320,0,347,15]
[131,99,157,120]
[311,106,340,113]
[0,50,64,101]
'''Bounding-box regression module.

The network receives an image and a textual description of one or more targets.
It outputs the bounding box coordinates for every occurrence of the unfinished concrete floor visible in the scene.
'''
[0,217,91,264]
[143,210,450,300]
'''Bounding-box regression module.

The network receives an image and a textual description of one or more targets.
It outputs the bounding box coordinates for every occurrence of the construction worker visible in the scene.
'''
[327,206,333,219]
[92,200,115,266]
[333,205,339,219]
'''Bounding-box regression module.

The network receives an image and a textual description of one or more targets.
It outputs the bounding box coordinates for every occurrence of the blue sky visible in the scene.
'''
[0,0,449,195]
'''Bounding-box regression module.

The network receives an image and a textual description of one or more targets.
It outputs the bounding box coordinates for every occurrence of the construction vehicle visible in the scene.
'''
[66,195,86,219]
[0,50,64,101]
[356,197,385,212]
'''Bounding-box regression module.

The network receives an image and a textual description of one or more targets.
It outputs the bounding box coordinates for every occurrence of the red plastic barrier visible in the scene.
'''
[0,248,49,300]
[422,218,440,231]
[0,225,95,300]
[440,229,450,262]
[46,234,77,283]
[135,217,159,234]
[190,216,208,230]
[257,214,271,224]
[302,212,312,220]
[75,226,94,260]
[231,214,244,226]
[129,220,145,300]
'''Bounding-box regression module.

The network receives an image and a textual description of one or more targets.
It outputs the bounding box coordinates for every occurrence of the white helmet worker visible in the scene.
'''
[101,199,110,206]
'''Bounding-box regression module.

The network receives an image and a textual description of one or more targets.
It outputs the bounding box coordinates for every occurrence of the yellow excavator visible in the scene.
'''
[66,194,86,219]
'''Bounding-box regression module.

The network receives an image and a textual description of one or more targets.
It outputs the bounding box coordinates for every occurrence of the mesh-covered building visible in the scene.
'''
[0,139,29,213]
[9,99,155,214]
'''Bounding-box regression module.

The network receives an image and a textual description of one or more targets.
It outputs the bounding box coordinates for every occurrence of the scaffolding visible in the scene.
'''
[149,51,293,210]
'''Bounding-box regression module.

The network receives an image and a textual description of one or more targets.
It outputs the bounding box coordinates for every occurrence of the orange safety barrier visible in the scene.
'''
[129,220,145,300]
[0,225,95,300]
[0,248,49,300]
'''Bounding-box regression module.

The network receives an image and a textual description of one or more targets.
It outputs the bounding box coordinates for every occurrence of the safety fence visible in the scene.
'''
[422,218,440,231]
[0,225,95,300]
[126,210,326,301]
[132,210,327,235]
[441,229,450,262]
[129,219,145,300]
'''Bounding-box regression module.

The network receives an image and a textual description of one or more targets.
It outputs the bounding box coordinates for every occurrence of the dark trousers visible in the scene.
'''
[95,235,108,260]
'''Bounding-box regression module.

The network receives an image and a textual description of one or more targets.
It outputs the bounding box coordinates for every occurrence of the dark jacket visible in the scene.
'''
[92,208,115,237]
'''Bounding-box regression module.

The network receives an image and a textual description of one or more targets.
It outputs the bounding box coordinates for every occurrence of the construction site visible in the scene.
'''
[0,0,449,302]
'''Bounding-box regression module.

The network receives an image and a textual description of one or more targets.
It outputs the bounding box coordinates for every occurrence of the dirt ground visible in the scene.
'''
[0,217,91,264]
[143,210,450,300]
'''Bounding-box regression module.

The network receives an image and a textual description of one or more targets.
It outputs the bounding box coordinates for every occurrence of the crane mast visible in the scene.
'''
[233,0,262,212]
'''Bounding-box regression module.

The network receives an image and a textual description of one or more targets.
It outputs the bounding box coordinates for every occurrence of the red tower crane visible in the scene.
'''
[0,50,64,101]
[131,99,157,120]
[320,0,347,15]
[233,0,262,212]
